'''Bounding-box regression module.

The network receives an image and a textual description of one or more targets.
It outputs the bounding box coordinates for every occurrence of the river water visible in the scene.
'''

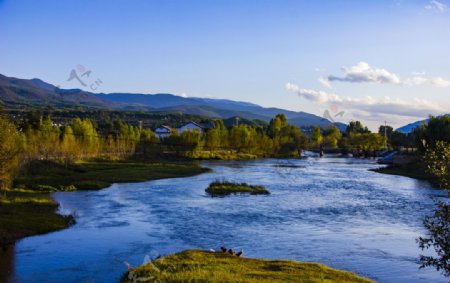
[6,158,448,282]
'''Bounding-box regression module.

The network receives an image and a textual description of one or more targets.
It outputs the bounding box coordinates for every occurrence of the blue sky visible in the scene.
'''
[1,0,449,129]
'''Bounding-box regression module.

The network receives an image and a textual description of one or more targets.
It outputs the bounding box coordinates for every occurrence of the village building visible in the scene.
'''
[178,121,214,135]
[154,125,172,139]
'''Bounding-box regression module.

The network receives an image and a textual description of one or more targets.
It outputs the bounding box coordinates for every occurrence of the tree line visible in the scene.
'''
[0,109,408,189]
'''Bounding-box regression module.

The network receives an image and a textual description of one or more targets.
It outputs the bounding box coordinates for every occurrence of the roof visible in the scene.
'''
[155,125,172,131]
[180,121,215,129]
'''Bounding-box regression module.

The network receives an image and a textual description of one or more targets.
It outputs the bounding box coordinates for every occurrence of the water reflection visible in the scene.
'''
[0,244,15,283]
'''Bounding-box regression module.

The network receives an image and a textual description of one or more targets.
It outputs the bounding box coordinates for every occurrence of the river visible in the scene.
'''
[5,158,448,282]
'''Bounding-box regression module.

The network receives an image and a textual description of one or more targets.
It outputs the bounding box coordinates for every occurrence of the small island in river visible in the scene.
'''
[205,180,270,196]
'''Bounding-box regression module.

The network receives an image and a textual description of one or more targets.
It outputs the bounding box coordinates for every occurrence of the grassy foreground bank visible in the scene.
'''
[0,189,73,245]
[15,160,209,190]
[122,250,373,283]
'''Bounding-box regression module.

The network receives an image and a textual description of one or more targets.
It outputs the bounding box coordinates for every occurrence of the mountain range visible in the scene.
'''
[396,114,449,134]
[0,73,347,129]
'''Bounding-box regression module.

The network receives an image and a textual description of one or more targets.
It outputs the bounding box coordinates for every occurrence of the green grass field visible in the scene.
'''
[15,160,209,190]
[122,250,374,283]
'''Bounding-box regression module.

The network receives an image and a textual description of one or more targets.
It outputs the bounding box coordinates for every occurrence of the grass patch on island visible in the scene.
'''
[205,180,270,196]
[14,160,209,191]
[0,189,73,245]
[122,250,374,283]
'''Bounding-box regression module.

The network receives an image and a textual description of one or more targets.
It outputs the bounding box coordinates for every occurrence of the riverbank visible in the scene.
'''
[0,189,73,245]
[371,158,439,187]
[122,250,374,282]
[2,160,208,244]
[15,160,209,190]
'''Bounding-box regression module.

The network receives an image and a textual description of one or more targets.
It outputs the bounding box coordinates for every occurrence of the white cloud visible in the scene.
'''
[328,62,401,84]
[285,83,339,103]
[430,77,450,87]
[286,82,446,118]
[325,61,450,88]
[179,92,188,98]
[404,76,429,86]
[318,76,332,89]
[425,0,447,12]
[404,76,450,87]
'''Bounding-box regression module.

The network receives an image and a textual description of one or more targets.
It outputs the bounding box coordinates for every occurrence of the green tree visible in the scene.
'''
[61,125,78,164]
[0,115,21,189]
[310,126,323,147]
[274,125,306,156]
[323,125,342,148]
[205,128,220,149]
[414,115,450,151]
[346,121,370,134]
[70,118,100,158]
[268,114,288,138]
[310,126,324,157]
[418,141,450,277]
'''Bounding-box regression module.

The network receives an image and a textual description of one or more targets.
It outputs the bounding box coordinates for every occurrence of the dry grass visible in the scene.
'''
[122,250,374,283]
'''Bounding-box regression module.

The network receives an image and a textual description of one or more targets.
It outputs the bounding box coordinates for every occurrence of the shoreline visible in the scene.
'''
[370,165,439,187]
[3,160,209,244]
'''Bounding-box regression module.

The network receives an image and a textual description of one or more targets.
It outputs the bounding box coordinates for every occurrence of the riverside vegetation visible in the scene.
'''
[121,250,374,283]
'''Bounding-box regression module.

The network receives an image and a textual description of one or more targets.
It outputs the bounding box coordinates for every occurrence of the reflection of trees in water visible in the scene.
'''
[0,244,15,283]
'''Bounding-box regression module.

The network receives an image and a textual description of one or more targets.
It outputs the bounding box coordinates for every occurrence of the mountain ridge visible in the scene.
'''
[396,114,450,134]
[0,73,346,129]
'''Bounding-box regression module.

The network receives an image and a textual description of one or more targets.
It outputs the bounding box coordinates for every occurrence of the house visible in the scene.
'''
[154,125,172,139]
[178,121,215,135]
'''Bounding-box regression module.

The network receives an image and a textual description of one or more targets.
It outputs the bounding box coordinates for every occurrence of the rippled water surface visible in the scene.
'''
[9,158,448,282]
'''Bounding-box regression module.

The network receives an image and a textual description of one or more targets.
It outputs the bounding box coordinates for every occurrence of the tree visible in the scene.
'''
[418,141,450,277]
[378,125,393,137]
[214,120,229,148]
[61,125,78,164]
[205,128,220,149]
[279,125,307,156]
[70,118,100,158]
[0,114,21,189]
[310,126,324,157]
[323,125,342,148]
[346,121,370,134]
[390,131,413,149]
[414,115,450,151]
[268,114,288,138]
[424,141,450,189]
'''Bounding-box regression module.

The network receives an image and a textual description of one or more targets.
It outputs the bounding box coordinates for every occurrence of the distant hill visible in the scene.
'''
[0,74,115,109]
[396,114,449,134]
[396,120,426,134]
[0,73,344,129]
